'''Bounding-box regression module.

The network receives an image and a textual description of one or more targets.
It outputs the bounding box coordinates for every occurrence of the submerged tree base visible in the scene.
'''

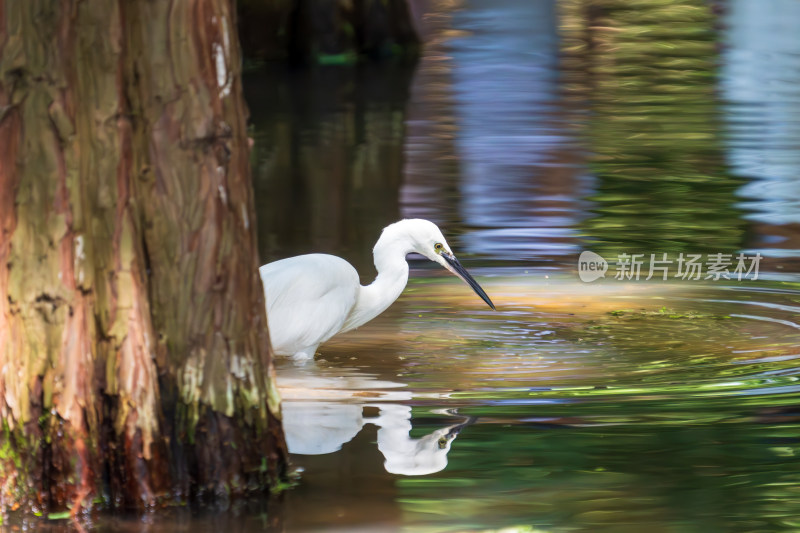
[2,403,285,515]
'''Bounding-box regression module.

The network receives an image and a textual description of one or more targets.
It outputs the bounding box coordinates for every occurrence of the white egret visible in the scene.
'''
[259,218,495,360]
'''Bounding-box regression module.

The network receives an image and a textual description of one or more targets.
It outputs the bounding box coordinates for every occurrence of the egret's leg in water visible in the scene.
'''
[292,345,318,362]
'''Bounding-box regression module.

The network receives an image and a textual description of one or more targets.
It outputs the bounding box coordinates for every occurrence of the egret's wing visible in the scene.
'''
[259,254,359,355]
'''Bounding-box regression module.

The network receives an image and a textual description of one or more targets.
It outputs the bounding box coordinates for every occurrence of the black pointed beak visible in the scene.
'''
[441,253,496,310]
[445,416,478,438]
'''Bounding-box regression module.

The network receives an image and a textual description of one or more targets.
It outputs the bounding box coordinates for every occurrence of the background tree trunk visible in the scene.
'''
[0,0,286,515]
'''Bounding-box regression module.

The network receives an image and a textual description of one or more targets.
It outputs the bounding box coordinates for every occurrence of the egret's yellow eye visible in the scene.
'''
[434,243,444,253]
[438,437,448,449]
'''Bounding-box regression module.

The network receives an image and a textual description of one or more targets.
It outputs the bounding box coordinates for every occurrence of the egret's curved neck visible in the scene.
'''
[340,231,413,332]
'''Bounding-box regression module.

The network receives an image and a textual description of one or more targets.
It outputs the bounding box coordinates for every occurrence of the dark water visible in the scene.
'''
[24,0,800,531]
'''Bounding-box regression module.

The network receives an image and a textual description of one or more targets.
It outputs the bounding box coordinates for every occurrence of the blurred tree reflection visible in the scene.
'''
[720,0,800,273]
[400,0,465,230]
[449,0,591,265]
[238,0,419,63]
[399,416,799,531]
[560,0,747,257]
[245,64,416,275]
[404,0,594,267]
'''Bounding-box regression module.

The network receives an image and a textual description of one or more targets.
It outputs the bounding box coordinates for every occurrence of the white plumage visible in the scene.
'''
[259,254,359,359]
[259,219,495,361]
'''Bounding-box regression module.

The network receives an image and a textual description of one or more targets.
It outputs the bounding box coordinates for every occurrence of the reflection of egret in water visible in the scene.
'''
[372,405,474,476]
[278,364,473,475]
[283,402,366,455]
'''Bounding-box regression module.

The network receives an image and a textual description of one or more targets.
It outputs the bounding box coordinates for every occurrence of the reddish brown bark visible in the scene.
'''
[0,0,286,515]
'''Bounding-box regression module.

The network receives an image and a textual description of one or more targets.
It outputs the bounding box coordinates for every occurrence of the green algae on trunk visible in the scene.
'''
[0,0,287,516]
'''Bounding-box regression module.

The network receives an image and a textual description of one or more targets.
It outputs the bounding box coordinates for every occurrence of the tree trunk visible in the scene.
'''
[0,0,286,515]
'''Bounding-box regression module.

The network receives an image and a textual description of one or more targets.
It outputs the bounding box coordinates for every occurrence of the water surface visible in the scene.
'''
[242,0,800,531]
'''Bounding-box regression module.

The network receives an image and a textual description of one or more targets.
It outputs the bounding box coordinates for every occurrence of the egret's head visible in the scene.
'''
[404,219,450,263]
[382,416,476,476]
[396,219,495,310]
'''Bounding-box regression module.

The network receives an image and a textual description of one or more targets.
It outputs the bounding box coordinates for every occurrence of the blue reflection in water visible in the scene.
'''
[722,0,800,257]
[452,0,593,260]
[401,0,594,263]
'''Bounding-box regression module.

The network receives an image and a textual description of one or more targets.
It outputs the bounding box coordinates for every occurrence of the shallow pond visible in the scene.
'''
[244,0,800,530]
[274,274,800,532]
[244,0,800,531]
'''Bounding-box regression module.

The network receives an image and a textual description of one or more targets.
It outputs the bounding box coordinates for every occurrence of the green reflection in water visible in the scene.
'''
[560,0,748,257]
[399,414,800,532]
[263,268,800,531]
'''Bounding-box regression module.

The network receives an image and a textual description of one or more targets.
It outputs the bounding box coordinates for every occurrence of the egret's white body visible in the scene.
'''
[259,219,494,360]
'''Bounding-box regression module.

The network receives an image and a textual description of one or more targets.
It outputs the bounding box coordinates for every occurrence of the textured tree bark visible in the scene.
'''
[0,0,286,515]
